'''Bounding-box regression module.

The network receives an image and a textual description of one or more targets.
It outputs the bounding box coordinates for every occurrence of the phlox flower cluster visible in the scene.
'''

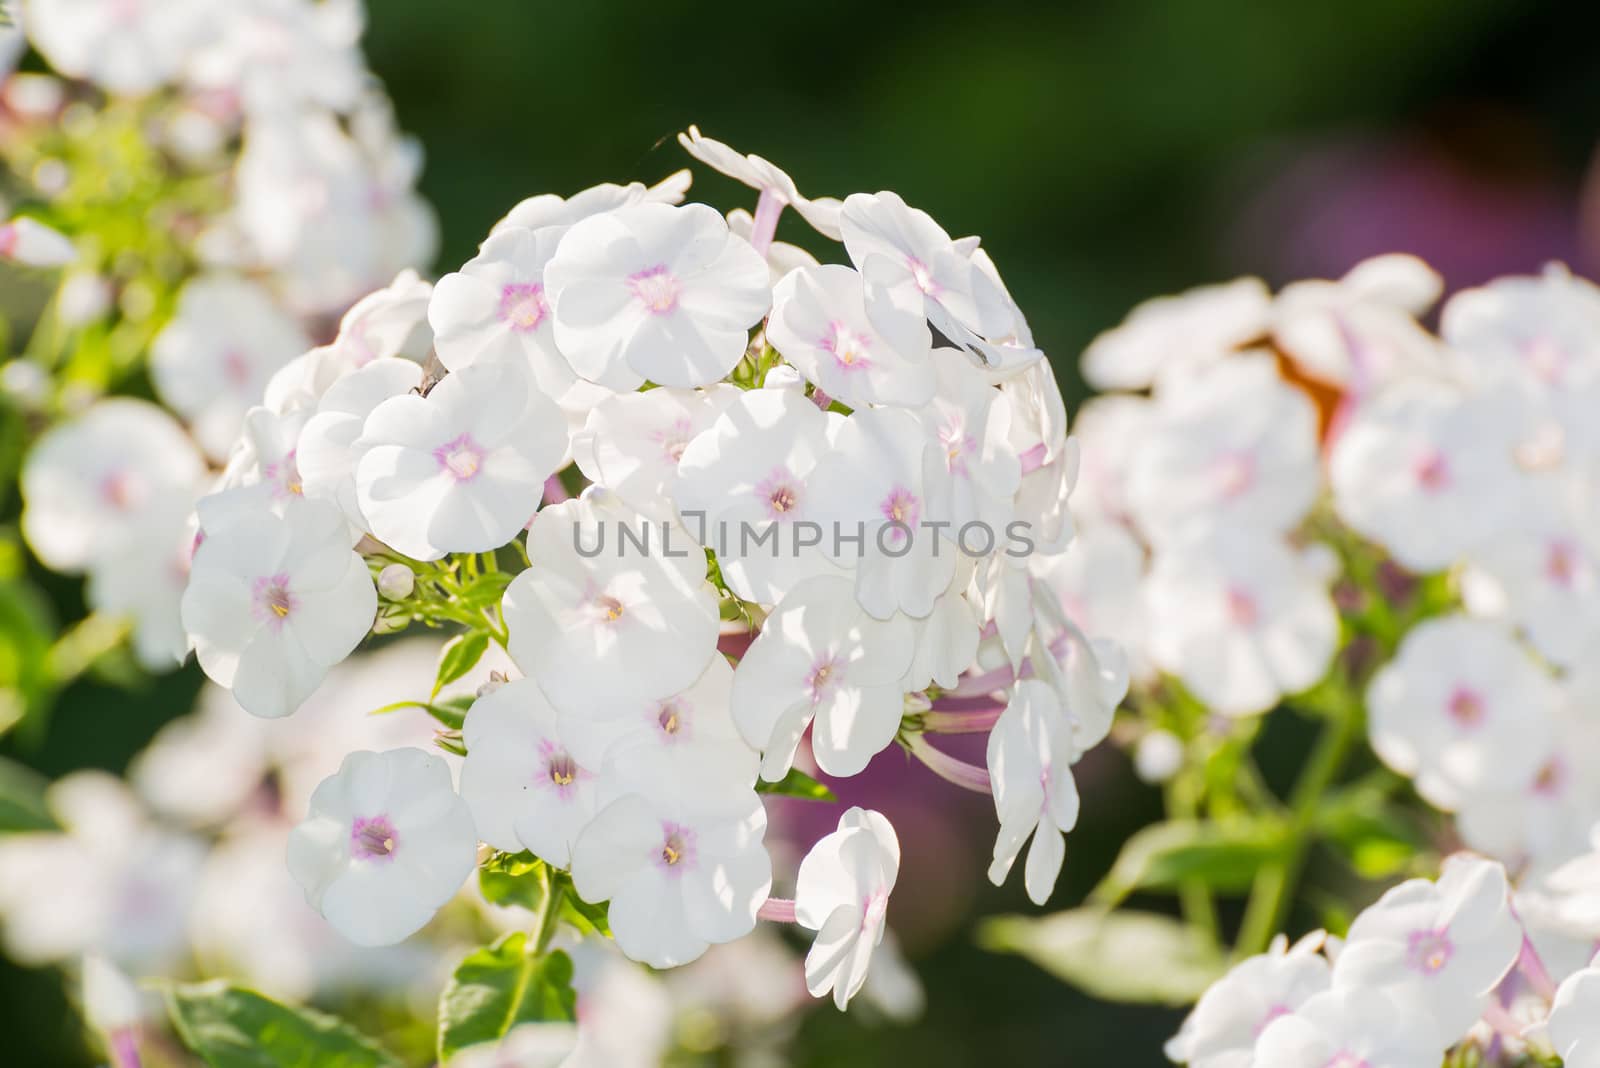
[1169,851,1600,1068]
[8,0,434,672]
[176,125,1129,1010]
[1071,257,1600,877]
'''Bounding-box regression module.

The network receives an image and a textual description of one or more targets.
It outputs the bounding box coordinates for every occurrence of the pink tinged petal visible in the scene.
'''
[804,902,873,1008]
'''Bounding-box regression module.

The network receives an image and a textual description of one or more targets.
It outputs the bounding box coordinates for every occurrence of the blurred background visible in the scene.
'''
[7,0,1600,1063]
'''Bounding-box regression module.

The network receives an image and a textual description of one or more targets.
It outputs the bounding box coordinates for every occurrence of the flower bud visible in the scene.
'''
[376,563,415,600]
[82,954,142,1034]
[1134,729,1184,784]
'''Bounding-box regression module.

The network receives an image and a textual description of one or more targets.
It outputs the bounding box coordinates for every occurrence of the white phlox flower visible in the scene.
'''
[287,747,477,947]
[793,807,900,1010]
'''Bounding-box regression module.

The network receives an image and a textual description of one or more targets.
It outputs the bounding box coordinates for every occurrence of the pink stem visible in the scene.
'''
[906,733,992,794]
[1018,442,1048,475]
[810,386,833,411]
[757,896,797,923]
[1480,1000,1524,1043]
[930,694,1006,713]
[717,630,755,660]
[948,662,1016,698]
[1518,937,1558,1001]
[922,708,1004,734]
[542,473,571,505]
[747,188,784,258]
[110,1030,142,1068]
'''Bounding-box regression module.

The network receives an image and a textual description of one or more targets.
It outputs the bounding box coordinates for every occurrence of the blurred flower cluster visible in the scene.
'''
[1,0,434,732]
[981,253,1600,1066]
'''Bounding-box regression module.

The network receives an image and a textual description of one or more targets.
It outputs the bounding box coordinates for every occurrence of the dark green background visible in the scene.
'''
[7,0,1600,1064]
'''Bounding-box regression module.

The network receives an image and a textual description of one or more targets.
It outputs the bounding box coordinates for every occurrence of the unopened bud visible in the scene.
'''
[477,670,509,698]
[1133,729,1184,784]
[377,563,415,600]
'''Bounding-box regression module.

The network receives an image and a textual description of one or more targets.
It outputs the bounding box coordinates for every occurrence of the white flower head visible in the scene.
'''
[502,492,720,720]
[574,384,739,521]
[926,351,1021,534]
[841,191,1036,376]
[559,652,757,787]
[429,224,578,401]
[1253,986,1445,1068]
[489,171,691,236]
[986,679,1082,905]
[1081,277,1270,391]
[545,202,770,390]
[570,748,770,968]
[459,677,598,868]
[766,263,934,408]
[151,275,312,459]
[673,388,841,606]
[85,492,198,670]
[355,355,567,559]
[26,0,206,93]
[1332,854,1523,1045]
[730,574,913,780]
[1366,615,1558,811]
[1273,253,1445,392]
[808,406,956,620]
[1165,931,1331,1068]
[1331,381,1523,572]
[21,399,206,573]
[187,0,366,116]
[1546,966,1600,1068]
[1128,355,1320,546]
[181,497,376,719]
[794,807,901,1010]
[287,748,477,947]
[1143,528,1338,717]
[678,126,843,239]
[1442,266,1600,393]
[319,268,435,376]
[297,357,423,527]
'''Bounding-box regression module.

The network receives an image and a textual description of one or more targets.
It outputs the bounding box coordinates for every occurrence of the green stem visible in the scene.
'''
[1165,774,1219,943]
[531,869,567,956]
[1234,706,1357,959]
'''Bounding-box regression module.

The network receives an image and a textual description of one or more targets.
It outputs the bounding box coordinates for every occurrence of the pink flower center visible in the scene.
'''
[1446,686,1485,729]
[906,256,939,296]
[350,815,398,860]
[1224,587,1258,627]
[1533,758,1566,797]
[656,698,688,738]
[1546,540,1583,589]
[263,450,303,499]
[862,887,890,930]
[1405,928,1453,975]
[821,320,873,371]
[546,751,578,791]
[1413,448,1451,493]
[498,282,548,333]
[251,574,296,630]
[656,823,696,873]
[221,348,253,388]
[941,421,976,477]
[1212,451,1257,499]
[806,655,843,705]
[649,417,694,464]
[434,433,484,482]
[591,593,625,624]
[99,469,139,511]
[755,467,802,520]
[628,265,681,315]
[880,487,920,543]
[1522,335,1567,384]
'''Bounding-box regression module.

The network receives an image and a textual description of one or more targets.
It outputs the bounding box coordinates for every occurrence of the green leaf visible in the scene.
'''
[479,853,548,911]
[560,893,611,937]
[0,755,54,832]
[433,632,490,699]
[164,980,402,1068]
[1316,785,1425,880]
[755,768,837,802]
[370,694,475,732]
[1091,819,1289,904]
[457,571,514,610]
[437,937,577,1062]
[979,908,1225,1006]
